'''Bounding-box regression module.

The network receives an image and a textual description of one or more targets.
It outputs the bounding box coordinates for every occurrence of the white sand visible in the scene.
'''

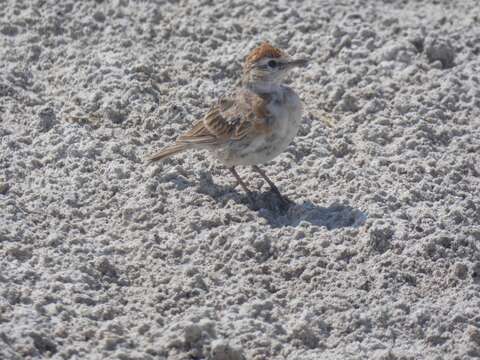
[1,0,480,359]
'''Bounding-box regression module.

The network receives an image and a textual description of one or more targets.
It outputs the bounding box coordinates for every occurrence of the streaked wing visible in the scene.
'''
[177,90,272,145]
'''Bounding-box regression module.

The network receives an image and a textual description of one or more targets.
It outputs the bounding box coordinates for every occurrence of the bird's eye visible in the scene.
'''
[267,60,277,68]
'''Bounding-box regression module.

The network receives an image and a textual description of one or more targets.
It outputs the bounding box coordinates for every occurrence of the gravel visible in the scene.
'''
[1,0,480,359]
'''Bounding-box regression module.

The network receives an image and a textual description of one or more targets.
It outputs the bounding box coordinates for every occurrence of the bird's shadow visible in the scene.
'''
[197,172,367,230]
[250,192,367,229]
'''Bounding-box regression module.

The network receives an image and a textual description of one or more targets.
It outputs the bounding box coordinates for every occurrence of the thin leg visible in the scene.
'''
[229,167,254,202]
[252,165,291,204]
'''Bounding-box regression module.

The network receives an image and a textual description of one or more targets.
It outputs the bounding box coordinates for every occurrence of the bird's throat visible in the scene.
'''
[243,80,282,96]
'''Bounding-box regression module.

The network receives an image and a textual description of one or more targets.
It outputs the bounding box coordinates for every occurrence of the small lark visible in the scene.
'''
[148,42,308,205]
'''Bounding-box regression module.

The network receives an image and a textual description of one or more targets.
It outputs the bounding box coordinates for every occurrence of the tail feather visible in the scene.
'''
[147,143,188,162]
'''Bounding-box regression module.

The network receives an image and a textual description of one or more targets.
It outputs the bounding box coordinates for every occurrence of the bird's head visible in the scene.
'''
[242,42,308,85]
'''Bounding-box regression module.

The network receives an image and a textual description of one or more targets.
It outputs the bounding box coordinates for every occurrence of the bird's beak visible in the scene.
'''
[284,58,309,69]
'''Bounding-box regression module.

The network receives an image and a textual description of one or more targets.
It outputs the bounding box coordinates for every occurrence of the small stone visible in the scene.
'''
[112,166,130,179]
[210,340,245,360]
[425,37,455,68]
[472,262,480,281]
[0,182,9,195]
[184,265,199,277]
[336,93,359,113]
[467,326,480,346]
[189,274,208,291]
[95,257,118,278]
[93,11,106,22]
[410,36,424,53]
[37,106,57,132]
[453,263,468,279]
[184,324,202,345]
[367,222,394,253]
[289,321,320,349]
[137,323,150,335]
[252,235,271,257]
[30,332,57,355]
[1,24,18,36]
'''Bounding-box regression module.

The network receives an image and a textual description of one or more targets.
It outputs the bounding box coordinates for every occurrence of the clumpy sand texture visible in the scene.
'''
[1,0,480,359]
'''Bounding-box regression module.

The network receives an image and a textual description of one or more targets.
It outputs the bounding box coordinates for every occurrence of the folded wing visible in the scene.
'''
[177,89,273,146]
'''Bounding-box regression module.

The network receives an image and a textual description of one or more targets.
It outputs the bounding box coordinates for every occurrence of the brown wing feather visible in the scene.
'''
[177,90,273,145]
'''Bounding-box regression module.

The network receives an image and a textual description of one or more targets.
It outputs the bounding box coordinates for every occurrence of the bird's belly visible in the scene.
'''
[213,106,301,167]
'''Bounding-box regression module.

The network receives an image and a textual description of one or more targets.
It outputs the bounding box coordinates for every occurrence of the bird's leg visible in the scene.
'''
[229,167,254,202]
[252,165,291,204]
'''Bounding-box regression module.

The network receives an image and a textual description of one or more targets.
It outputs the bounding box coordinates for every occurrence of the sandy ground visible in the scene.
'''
[1,0,480,359]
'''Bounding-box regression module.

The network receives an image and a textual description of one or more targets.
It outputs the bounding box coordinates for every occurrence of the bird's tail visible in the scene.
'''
[146,143,188,162]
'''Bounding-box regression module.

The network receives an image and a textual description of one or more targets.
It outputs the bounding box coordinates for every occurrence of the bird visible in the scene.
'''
[147,42,308,205]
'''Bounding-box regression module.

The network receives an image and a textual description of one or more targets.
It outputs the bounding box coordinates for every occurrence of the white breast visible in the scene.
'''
[214,86,303,167]
[269,86,303,146]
